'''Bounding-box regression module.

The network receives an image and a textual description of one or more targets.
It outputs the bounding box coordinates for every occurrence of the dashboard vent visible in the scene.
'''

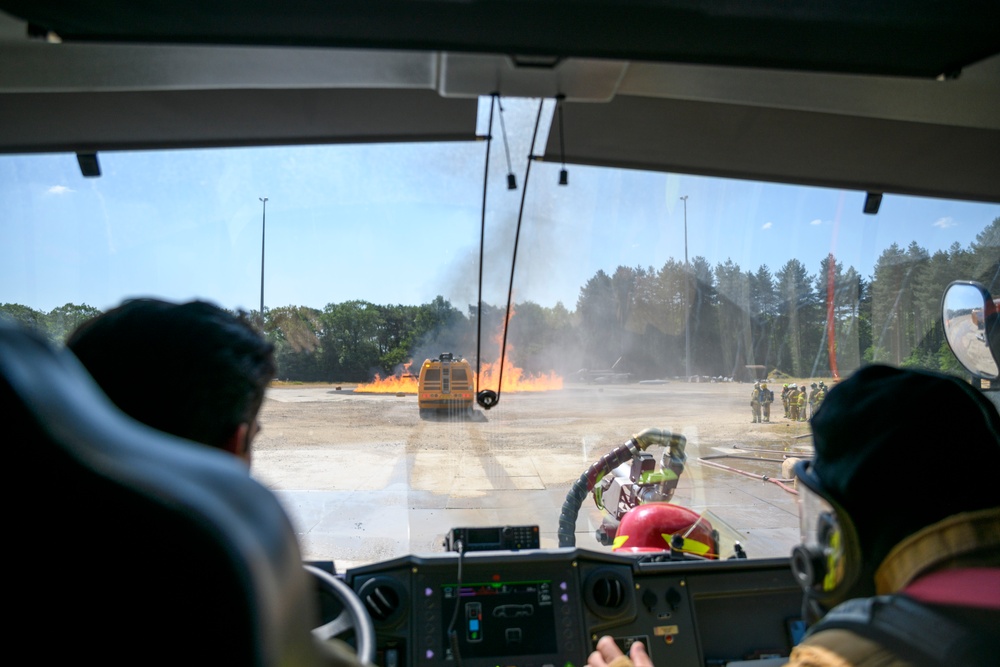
[358,576,407,625]
[584,568,631,619]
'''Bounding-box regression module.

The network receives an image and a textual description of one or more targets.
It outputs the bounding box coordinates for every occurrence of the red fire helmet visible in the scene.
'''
[612,503,720,558]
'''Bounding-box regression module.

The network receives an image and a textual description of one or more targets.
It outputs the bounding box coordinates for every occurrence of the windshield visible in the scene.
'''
[3,98,999,570]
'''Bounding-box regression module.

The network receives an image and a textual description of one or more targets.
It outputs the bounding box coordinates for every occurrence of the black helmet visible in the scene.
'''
[794,365,1000,612]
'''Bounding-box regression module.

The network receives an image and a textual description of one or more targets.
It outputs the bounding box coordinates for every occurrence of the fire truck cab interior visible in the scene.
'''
[2,1,998,666]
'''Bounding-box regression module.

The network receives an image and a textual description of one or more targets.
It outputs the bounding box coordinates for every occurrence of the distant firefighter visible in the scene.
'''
[750,381,762,423]
[814,381,827,410]
[760,382,774,422]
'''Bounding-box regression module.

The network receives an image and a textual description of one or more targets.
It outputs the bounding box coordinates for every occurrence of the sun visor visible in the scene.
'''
[542,95,1000,203]
[0,88,479,153]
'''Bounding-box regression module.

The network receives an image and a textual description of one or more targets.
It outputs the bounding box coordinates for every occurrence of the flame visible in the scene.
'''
[354,308,563,394]
[354,361,418,394]
[476,357,563,392]
[478,305,562,391]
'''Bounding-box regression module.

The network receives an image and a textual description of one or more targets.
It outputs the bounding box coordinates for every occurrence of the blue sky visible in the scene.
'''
[2,99,998,314]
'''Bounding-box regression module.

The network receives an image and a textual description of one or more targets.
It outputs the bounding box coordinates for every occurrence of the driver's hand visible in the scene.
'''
[588,636,652,667]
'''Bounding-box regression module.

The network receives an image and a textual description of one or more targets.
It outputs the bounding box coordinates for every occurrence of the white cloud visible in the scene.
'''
[810,218,822,226]
[933,216,957,229]
[47,185,74,195]
[761,222,773,230]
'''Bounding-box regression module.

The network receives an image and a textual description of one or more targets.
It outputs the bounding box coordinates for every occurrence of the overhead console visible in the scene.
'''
[346,549,802,667]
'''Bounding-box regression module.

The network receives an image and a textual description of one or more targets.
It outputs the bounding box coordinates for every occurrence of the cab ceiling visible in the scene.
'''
[1,1,999,202]
[3,0,999,78]
[540,59,1000,203]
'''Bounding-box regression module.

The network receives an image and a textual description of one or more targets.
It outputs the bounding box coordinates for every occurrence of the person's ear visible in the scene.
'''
[224,422,252,464]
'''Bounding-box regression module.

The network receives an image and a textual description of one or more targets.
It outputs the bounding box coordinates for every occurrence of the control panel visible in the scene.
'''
[347,550,803,667]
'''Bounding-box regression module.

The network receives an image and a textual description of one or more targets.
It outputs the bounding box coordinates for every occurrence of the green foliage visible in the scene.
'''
[576,269,619,368]
[900,346,937,370]
[0,303,46,330]
[4,218,996,383]
[0,302,102,343]
[48,303,104,342]
[318,300,385,381]
[266,305,322,353]
[936,341,965,375]
[970,217,1000,292]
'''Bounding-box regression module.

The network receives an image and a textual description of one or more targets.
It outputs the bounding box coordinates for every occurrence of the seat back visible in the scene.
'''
[2,322,323,666]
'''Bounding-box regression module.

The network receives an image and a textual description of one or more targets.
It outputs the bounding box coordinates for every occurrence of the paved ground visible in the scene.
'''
[251,381,815,570]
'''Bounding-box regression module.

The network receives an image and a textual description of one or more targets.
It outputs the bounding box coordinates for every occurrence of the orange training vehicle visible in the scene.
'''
[417,353,475,416]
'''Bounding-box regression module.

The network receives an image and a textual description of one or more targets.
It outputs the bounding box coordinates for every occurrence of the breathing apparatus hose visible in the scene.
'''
[557,428,686,547]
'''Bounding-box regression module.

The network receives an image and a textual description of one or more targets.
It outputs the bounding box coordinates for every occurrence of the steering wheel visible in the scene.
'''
[304,565,376,665]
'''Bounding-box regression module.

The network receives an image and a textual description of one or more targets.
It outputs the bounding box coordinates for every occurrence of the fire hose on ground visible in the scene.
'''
[701,454,787,463]
[697,457,799,495]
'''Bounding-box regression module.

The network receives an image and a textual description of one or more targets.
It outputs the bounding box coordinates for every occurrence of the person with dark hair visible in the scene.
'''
[67,298,276,463]
[589,364,1000,667]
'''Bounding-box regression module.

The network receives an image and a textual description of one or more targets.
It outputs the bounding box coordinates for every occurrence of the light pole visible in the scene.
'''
[259,197,268,327]
[680,195,690,379]
[680,195,689,265]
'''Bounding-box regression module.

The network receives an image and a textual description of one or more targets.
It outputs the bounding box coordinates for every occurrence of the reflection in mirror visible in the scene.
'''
[942,281,999,380]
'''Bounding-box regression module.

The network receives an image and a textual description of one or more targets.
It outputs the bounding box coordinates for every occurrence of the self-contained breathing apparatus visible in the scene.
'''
[557,428,744,560]
[592,437,687,547]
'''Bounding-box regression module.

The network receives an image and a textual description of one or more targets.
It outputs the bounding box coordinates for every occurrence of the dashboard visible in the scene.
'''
[344,549,803,667]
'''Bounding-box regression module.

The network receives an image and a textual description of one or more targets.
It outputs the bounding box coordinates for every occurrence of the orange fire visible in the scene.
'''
[479,304,563,393]
[476,356,563,392]
[354,361,418,394]
[354,308,563,394]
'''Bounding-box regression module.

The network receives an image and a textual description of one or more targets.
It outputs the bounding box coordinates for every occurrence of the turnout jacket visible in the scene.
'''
[786,508,1000,667]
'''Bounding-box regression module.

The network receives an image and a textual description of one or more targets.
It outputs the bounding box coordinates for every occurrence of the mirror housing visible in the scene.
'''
[942,281,1000,381]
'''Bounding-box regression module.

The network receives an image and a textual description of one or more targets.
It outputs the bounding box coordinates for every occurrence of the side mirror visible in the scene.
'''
[942,281,1000,380]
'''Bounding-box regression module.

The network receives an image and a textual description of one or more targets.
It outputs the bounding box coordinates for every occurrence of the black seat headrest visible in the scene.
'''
[1,322,324,666]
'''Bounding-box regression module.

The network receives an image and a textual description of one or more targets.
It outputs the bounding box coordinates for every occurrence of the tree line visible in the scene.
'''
[4,218,996,383]
[577,217,997,380]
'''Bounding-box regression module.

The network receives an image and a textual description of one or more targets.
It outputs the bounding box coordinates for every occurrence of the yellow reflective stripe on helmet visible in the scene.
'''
[663,533,711,555]
[612,535,629,549]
